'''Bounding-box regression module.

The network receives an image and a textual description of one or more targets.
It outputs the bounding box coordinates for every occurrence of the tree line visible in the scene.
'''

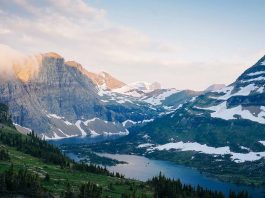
[0,164,50,197]
[0,164,104,198]
[148,173,250,198]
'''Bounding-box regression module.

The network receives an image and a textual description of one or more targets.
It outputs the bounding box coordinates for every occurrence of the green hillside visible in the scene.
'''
[0,104,152,197]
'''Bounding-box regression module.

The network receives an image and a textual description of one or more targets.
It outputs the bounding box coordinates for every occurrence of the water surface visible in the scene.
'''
[50,136,265,198]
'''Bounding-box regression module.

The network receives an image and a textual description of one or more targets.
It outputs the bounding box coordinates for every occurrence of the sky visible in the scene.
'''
[0,0,265,90]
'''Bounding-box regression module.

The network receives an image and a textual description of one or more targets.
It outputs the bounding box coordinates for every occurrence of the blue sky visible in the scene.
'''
[88,0,265,60]
[0,0,264,90]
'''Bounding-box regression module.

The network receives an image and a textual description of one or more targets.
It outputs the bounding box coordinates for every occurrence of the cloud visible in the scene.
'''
[0,44,41,82]
[0,0,260,90]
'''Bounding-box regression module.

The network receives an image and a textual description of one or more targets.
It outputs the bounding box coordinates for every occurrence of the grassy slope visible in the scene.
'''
[0,125,153,197]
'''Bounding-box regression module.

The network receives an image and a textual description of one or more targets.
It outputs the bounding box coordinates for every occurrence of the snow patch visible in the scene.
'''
[257,86,264,93]
[47,114,64,119]
[142,119,154,123]
[137,143,154,148]
[14,123,32,133]
[83,118,99,125]
[144,89,180,106]
[241,76,265,83]
[148,141,265,163]
[75,120,87,136]
[122,120,139,127]
[64,121,73,126]
[42,132,78,140]
[89,129,100,136]
[102,130,129,136]
[190,96,197,102]
[247,71,265,76]
[211,84,258,100]
[197,102,265,124]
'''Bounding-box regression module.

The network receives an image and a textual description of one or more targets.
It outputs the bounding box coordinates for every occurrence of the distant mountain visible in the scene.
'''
[129,81,162,92]
[113,81,161,97]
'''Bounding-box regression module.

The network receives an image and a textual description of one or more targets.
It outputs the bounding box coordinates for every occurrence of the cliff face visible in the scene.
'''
[0,53,130,138]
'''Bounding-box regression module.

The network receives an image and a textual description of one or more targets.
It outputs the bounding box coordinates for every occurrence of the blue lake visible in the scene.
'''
[50,135,265,198]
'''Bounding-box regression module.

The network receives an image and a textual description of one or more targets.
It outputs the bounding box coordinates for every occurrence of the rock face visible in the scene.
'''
[0,52,196,139]
[0,53,136,138]
[0,53,110,138]
[65,60,125,90]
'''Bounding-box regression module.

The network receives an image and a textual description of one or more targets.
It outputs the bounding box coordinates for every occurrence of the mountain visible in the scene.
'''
[128,81,162,92]
[204,84,226,92]
[65,60,125,90]
[135,55,265,147]
[0,52,197,139]
[113,81,162,97]
[0,52,156,139]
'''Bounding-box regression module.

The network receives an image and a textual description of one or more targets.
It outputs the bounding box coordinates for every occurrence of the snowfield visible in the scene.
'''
[196,102,265,124]
[143,89,180,106]
[146,141,265,163]
[210,84,259,100]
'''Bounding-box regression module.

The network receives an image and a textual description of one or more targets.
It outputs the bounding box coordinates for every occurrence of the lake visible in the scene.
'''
[50,135,265,198]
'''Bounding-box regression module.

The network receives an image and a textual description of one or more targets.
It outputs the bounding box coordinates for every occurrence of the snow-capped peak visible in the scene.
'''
[129,81,161,92]
[112,81,162,98]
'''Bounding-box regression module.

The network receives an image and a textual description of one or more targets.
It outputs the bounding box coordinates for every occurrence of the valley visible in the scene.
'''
[0,53,265,197]
[1,1,265,197]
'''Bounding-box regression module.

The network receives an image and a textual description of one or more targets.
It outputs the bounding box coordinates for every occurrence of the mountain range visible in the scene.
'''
[102,55,265,163]
[0,52,198,139]
[1,52,264,151]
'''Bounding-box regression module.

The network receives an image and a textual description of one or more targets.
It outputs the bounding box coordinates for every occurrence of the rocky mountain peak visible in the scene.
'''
[87,72,126,90]
[65,61,125,90]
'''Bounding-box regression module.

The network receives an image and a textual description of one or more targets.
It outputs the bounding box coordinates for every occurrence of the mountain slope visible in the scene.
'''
[135,56,265,152]
[0,104,154,197]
